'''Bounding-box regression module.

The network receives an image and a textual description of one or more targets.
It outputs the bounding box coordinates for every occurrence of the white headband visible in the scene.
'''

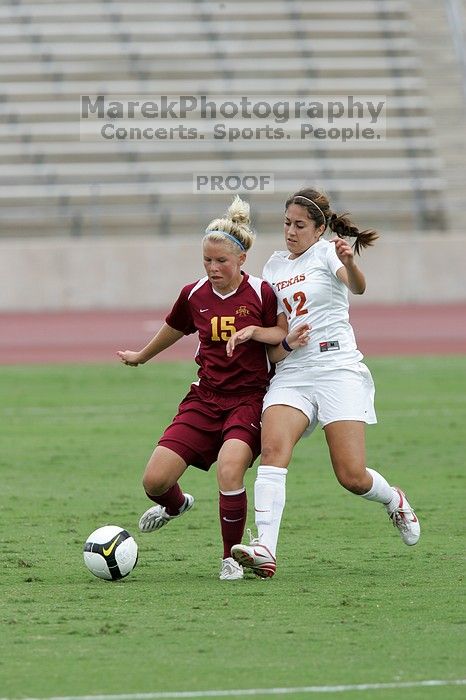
[293,195,327,229]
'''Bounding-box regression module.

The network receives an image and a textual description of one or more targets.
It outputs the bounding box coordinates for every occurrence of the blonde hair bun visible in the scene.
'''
[226,195,250,225]
[204,195,255,252]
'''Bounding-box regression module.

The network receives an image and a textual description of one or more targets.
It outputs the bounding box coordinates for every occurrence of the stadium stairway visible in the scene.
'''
[0,0,451,238]
[409,0,466,230]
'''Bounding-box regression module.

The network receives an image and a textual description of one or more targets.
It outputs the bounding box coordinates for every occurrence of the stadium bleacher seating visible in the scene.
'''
[0,0,448,237]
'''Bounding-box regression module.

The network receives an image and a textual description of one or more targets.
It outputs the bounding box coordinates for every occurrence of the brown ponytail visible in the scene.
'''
[327,212,378,256]
[287,188,379,255]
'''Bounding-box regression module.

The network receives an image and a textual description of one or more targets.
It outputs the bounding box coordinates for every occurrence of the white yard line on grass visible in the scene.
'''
[3,678,466,700]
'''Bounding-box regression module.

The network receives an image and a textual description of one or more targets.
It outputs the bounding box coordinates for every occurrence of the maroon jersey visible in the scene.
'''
[165,272,278,394]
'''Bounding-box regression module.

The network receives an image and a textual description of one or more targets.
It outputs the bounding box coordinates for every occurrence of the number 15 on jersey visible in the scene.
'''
[210,316,236,341]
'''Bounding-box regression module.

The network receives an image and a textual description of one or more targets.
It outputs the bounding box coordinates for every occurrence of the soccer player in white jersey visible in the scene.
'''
[229,187,420,578]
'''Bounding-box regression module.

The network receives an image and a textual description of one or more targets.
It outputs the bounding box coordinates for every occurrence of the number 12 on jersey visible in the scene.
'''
[282,291,308,317]
[210,316,237,341]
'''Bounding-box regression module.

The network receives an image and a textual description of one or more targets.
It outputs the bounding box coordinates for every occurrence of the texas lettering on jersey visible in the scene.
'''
[275,274,306,291]
[263,240,363,367]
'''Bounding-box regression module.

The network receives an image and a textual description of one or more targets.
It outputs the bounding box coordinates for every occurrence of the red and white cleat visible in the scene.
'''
[231,533,276,578]
[386,487,420,546]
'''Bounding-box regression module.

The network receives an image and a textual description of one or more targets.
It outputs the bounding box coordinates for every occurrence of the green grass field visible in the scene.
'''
[1,357,465,700]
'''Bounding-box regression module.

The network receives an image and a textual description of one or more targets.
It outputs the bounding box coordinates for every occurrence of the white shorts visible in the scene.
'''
[262,362,377,436]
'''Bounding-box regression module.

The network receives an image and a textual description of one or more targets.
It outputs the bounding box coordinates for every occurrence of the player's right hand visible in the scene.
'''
[117,350,143,366]
[226,325,256,357]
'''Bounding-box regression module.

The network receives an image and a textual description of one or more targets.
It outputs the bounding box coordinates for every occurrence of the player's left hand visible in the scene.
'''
[287,322,311,349]
[331,237,354,267]
[226,326,255,357]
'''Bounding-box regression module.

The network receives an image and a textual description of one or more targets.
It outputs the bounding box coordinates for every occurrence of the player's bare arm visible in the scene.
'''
[117,323,184,366]
[225,320,287,357]
[266,319,311,363]
[332,238,366,295]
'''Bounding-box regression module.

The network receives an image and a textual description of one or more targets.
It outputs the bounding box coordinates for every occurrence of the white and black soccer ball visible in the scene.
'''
[83,525,138,581]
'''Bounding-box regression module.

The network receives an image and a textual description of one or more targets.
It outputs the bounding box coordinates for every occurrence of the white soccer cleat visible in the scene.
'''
[138,494,194,533]
[386,487,420,546]
[219,557,244,581]
[231,532,276,578]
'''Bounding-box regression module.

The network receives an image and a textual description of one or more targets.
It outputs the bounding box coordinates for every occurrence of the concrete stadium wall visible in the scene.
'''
[1,233,464,311]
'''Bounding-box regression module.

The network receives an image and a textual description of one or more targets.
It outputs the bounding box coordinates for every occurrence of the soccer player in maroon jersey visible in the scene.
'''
[117,196,307,580]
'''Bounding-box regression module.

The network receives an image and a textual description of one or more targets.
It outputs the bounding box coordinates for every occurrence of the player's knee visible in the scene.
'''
[217,461,246,491]
[335,468,368,495]
[142,468,170,497]
[261,438,290,467]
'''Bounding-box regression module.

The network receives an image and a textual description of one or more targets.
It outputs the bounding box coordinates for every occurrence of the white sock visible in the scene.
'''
[254,465,288,557]
[362,467,394,505]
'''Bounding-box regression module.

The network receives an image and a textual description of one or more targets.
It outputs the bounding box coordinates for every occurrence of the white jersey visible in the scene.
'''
[263,239,363,373]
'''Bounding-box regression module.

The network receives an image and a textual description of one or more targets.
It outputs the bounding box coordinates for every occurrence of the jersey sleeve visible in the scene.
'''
[326,241,345,277]
[262,259,272,284]
[165,285,197,335]
[263,255,287,315]
[261,281,278,326]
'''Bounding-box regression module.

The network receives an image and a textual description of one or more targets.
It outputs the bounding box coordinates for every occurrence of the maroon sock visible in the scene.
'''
[219,490,247,559]
[145,483,186,516]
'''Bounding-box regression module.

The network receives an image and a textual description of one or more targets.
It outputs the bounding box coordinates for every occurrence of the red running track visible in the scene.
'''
[0,304,465,364]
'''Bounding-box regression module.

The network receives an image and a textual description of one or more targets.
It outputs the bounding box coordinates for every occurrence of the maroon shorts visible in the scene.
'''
[158,382,263,471]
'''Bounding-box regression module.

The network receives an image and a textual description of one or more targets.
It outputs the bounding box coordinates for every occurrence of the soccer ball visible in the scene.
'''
[83,525,138,581]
